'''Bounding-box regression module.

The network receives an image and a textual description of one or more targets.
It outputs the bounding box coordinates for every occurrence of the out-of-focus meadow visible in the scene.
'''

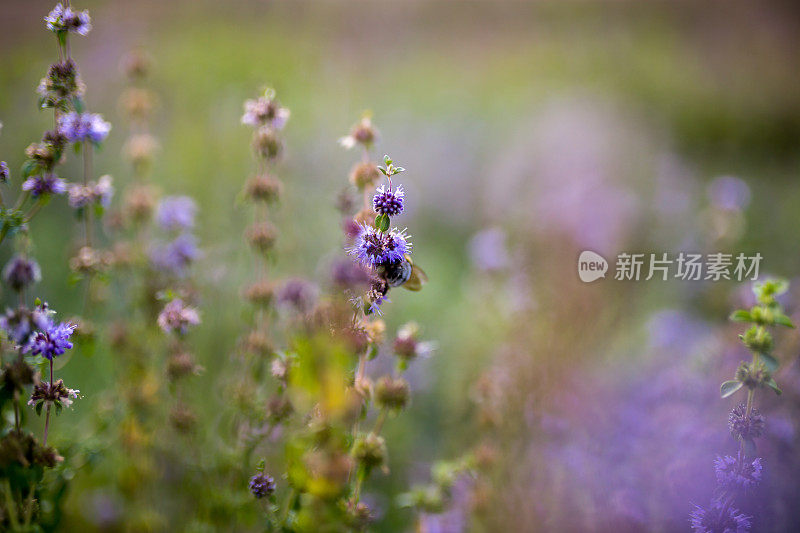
[2,0,800,531]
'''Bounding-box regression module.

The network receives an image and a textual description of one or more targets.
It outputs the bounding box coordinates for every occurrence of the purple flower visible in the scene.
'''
[276,278,318,314]
[157,299,200,335]
[45,4,92,36]
[469,227,510,272]
[22,175,67,197]
[2,256,41,292]
[0,161,9,182]
[241,90,290,130]
[149,234,199,277]
[714,455,762,489]
[24,321,76,360]
[348,225,411,268]
[156,196,196,231]
[373,184,404,216]
[708,176,751,212]
[690,501,751,533]
[94,175,114,207]
[248,473,276,498]
[58,112,111,143]
[728,404,765,441]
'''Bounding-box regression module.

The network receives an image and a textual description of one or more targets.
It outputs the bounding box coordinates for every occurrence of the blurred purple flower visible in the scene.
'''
[150,234,199,277]
[469,227,510,272]
[708,176,751,212]
[690,501,751,533]
[157,299,200,335]
[45,3,92,36]
[22,175,67,197]
[156,196,196,231]
[276,278,318,313]
[58,112,110,143]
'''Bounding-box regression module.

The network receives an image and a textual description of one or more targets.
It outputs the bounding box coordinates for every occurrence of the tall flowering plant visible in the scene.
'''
[690,279,793,532]
[0,3,108,529]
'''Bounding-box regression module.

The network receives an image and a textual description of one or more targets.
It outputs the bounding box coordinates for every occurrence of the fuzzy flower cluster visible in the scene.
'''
[58,111,111,144]
[28,379,80,410]
[67,174,113,208]
[24,321,77,360]
[248,473,276,499]
[22,174,67,197]
[157,298,200,335]
[241,89,290,130]
[373,184,405,216]
[2,256,42,292]
[349,225,411,268]
[150,196,200,277]
[0,303,53,345]
[690,501,752,533]
[45,3,91,36]
[714,455,762,490]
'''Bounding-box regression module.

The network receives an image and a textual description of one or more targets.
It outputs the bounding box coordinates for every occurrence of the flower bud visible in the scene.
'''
[375,375,410,411]
[735,361,770,389]
[741,326,773,354]
[252,127,281,160]
[244,174,282,203]
[243,279,275,307]
[352,433,387,470]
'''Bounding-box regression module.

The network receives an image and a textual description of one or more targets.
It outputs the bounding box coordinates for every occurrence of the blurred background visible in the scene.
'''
[2,0,800,531]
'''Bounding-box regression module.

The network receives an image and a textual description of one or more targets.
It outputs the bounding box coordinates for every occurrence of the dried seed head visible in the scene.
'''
[363,319,386,344]
[242,330,274,356]
[243,279,275,307]
[246,222,278,253]
[349,162,381,190]
[244,174,282,203]
[123,183,157,222]
[123,133,159,170]
[120,87,155,120]
[167,352,199,380]
[352,433,387,470]
[375,375,410,411]
[69,246,111,274]
[121,49,152,80]
[252,127,282,160]
[170,404,197,432]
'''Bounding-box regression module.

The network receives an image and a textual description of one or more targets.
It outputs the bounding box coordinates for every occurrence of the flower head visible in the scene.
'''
[157,299,200,335]
[28,378,80,412]
[248,473,276,499]
[156,196,196,231]
[150,234,199,277]
[58,112,111,143]
[45,3,92,35]
[348,225,411,268]
[0,161,9,182]
[373,184,405,217]
[690,500,751,533]
[22,175,67,197]
[729,403,766,441]
[241,89,290,130]
[714,455,762,489]
[0,304,54,346]
[339,115,377,150]
[3,256,42,292]
[24,321,77,360]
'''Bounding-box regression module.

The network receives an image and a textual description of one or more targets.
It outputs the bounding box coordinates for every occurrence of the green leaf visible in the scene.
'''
[374,213,390,232]
[720,380,744,398]
[766,377,782,395]
[730,310,752,322]
[774,313,795,328]
[760,352,779,373]
[377,166,388,176]
[383,154,392,165]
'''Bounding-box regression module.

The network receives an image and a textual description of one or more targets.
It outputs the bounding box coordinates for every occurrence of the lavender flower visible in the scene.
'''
[708,176,751,212]
[468,227,510,273]
[45,3,92,36]
[690,501,751,533]
[2,256,42,292]
[348,225,411,268]
[249,473,276,498]
[156,196,196,231]
[714,455,762,489]
[728,404,765,441]
[373,184,405,216]
[241,91,290,130]
[157,299,200,335]
[149,234,199,277]
[58,112,111,143]
[24,321,77,360]
[22,174,67,197]
[0,161,9,182]
[276,278,318,314]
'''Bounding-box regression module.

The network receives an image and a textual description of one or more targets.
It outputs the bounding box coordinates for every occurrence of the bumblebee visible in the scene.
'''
[379,255,427,291]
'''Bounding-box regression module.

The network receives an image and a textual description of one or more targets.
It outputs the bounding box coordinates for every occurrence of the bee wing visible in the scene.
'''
[402,264,428,291]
